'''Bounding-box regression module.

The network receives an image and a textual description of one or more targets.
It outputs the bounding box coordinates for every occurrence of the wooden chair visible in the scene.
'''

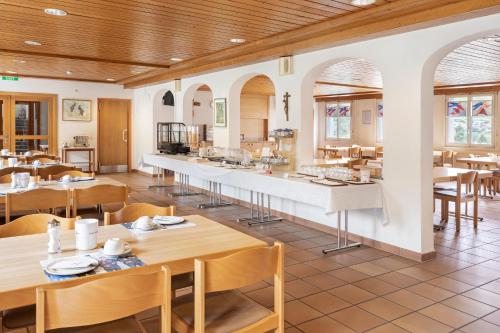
[0,167,33,177]
[49,170,95,181]
[37,165,76,180]
[0,214,77,238]
[104,203,175,226]
[25,154,60,164]
[5,189,71,223]
[349,146,362,158]
[434,171,478,232]
[172,242,284,333]
[31,157,57,164]
[347,158,367,169]
[375,146,383,158]
[35,267,172,333]
[441,151,456,167]
[71,184,128,217]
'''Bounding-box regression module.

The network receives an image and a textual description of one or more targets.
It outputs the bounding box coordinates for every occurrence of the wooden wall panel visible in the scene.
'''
[240,94,269,119]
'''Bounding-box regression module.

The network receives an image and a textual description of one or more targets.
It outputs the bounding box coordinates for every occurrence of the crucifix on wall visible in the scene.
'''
[283,92,291,121]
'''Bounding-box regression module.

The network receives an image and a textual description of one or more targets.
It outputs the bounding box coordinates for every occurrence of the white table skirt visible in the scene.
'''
[143,153,386,217]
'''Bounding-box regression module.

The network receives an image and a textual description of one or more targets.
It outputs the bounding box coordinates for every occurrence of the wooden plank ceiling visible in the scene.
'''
[0,0,499,88]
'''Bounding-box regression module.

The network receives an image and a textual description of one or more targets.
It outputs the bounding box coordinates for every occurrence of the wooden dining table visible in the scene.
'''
[456,156,500,169]
[433,166,493,183]
[0,215,266,310]
[0,177,126,204]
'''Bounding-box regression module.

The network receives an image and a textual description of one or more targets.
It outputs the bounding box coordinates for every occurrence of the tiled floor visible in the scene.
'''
[13,172,500,333]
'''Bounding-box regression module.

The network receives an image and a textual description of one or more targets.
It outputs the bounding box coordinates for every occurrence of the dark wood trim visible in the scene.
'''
[124,0,500,88]
[434,84,500,95]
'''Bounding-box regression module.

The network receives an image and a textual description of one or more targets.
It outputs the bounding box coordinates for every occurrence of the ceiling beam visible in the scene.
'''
[315,92,383,102]
[124,0,500,88]
[0,49,169,69]
[0,72,115,84]
[315,81,382,91]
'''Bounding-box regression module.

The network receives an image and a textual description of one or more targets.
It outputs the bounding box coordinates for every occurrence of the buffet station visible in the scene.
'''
[144,123,386,253]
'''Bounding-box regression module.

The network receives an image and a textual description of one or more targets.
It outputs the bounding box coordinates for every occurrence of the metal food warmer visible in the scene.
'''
[157,122,191,154]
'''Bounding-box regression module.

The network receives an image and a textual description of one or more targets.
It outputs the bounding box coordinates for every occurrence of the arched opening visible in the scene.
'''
[239,75,276,151]
[426,32,500,232]
[310,58,384,166]
[181,83,215,148]
[153,89,175,152]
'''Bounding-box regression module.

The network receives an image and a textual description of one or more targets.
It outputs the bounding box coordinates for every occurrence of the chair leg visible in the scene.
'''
[473,199,478,229]
[440,199,447,222]
[455,200,461,232]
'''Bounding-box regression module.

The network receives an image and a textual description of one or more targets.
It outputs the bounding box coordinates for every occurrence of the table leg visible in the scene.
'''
[322,210,361,254]
[198,181,231,208]
[170,173,200,197]
[149,166,174,189]
[238,191,283,225]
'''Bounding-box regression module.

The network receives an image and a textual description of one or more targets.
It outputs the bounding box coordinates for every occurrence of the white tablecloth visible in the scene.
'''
[143,154,386,218]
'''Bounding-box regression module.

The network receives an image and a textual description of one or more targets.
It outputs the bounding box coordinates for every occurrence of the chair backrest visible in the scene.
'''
[72,184,128,217]
[33,158,57,164]
[104,203,176,225]
[0,174,40,184]
[457,171,478,196]
[348,158,367,168]
[36,267,171,333]
[37,165,76,180]
[0,167,34,177]
[0,214,77,238]
[49,171,95,181]
[26,154,59,163]
[193,242,284,332]
[5,189,71,223]
[349,147,361,158]
[442,151,456,166]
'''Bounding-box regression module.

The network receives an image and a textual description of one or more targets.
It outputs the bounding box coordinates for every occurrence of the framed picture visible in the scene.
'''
[361,110,371,124]
[62,99,92,121]
[213,98,227,127]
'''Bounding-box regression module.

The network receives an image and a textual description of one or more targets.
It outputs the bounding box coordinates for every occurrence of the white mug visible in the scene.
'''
[360,168,371,183]
[103,238,126,255]
[75,219,99,250]
[33,160,42,167]
[7,158,17,167]
[1,149,9,156]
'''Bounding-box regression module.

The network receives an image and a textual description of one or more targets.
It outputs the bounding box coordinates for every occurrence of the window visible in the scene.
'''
[446,94,494,146]
[376,100,383,142]
[326,102,351,140]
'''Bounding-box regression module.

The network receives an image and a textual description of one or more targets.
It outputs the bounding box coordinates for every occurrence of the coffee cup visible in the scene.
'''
[1,149,9,156]
[32,160,42,167]
[75,219,98,251]
[61,174,71,183]
[103,238,127,255]
[24,151,33,157]
[134,216,156,230]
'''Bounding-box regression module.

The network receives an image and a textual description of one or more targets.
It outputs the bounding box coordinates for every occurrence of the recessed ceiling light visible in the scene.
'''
[66,70,73,75]
[13,59,26,64]
[351,0,376,5]
[106,78,115,81]
[170,57,183,62]
[44,8,67,16]
[24,40,42,46]
[230,38,246,44]
[6,70,17,74]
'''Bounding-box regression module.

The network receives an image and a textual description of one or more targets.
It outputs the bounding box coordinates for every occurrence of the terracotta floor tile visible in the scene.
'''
[288,239,321,250]
[370,256,416,271]
[304,258,344,272]
[297,316,356,333]
[483,310,500,326]
[286,249,321,262]
[301,291,351,314]
[238,280,270,293]
[350,262,391,276]
[353,277,399,296]
[376,271,421,288]
[393,313,453,333]
[329,285,377,305]
[303,272,346,290]
[426,276,474,294]
[366,323,411,333]
[448,252,489,264]
[284,279,321,299]
[406,283,455,302]
[284,300,323,326]
[480,279,500,295]
[418,303,476,328]
[384,289,434,310]
[284,327,302,333]
[328,253,367,266]
[286,263,323,278]
[397,267,439,281]
[328,267,371,283]
[349,248,391,260]
[358,297,412,321]
[460,319,500,333]
[416,257,471,275]
[446,265,500,286]
[441,295,496,317]
[462,288,500,307]
[329,306,386,332]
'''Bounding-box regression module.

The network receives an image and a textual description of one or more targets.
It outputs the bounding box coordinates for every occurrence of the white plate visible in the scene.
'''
[102,243,131,257]
[132,221,158,231]
[45,257,99,276]
[153,216,185,225]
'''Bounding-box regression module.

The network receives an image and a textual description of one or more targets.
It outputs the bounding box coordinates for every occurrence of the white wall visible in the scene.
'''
[132,12,500,255]
[192,90,213,125]
[0,77,132,163]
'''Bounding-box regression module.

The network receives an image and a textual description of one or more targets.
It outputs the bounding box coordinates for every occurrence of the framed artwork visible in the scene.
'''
[213,98,227,127]
[62,99,92,121]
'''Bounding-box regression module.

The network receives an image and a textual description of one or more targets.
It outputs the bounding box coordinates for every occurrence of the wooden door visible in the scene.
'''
[0,95,10,149]
[98,99,131,173]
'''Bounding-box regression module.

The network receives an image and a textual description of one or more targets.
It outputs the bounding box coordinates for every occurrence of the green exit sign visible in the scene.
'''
[2,76,19,81]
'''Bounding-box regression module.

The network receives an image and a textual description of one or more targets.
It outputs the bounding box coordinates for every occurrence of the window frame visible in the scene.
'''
[445,93,495,148]
[325,101,352,141]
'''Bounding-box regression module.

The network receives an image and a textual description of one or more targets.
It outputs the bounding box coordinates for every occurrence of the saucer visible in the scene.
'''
[153,216,185,225]
[102,243,132,257]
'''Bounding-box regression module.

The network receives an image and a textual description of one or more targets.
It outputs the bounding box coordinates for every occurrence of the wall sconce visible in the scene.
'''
[174,79,182,92]
[279,56,293,76]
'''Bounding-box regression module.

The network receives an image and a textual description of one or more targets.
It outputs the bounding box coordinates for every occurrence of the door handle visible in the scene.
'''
[122,129,128,143]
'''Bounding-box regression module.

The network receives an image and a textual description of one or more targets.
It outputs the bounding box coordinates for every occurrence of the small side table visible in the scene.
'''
[62,147,96,172]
